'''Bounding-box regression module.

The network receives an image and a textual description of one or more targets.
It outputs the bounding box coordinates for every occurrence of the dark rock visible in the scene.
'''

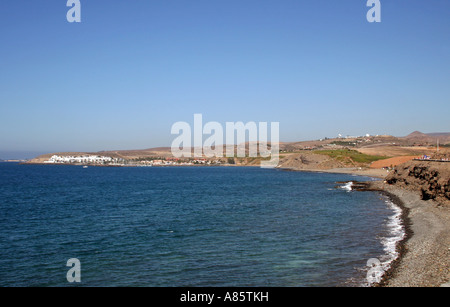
[386,161,450,204]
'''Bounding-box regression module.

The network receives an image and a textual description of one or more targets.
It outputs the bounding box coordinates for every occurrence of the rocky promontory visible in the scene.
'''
[386,161,450,205]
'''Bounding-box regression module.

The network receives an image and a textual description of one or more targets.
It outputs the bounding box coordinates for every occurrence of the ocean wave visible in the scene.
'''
[366,198,406,286]
[380,199,405,265]
[340,182,353,192]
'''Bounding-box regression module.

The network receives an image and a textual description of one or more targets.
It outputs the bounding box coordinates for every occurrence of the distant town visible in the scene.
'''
[15,131,450,169]
[43,154,224,167]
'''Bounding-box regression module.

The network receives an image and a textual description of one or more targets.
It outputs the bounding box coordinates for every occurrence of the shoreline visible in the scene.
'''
[15,163,450,286]
[283,166,450,287]
[373,182,450,287]
[355,182,413,287]
[278,166,389,179]
[282,167,410,286]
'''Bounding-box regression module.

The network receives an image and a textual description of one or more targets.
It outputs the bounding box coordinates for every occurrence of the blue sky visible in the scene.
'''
[0,0,449,158]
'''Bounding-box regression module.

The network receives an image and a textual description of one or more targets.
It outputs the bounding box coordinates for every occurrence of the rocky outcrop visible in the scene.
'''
[386,161,450,204]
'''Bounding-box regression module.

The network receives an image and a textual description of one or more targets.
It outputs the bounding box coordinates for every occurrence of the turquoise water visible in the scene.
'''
[0,163,398,286]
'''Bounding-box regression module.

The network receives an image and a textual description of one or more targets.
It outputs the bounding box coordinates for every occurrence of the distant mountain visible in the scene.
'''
[405,131,429,139]
[404,131,450,144]
[427,132,450,138]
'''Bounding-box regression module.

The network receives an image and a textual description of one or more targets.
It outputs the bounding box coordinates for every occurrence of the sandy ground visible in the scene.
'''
[321,167,390,179]
[280,167,390,179]
[370,156,417,169]
[357,146,436,157]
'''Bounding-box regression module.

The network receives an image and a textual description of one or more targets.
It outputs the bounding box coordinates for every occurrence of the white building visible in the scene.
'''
[45,155,116,164]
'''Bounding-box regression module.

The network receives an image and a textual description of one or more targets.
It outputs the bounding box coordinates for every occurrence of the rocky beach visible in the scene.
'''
[322,162,450,287]
[280,158,450,287]
[378,161,450,287]
[376,182,450,287]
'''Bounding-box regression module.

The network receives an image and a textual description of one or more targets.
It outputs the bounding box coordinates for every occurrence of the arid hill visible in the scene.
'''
[27,131,449,169]
[404,131,450,145]
[278,152,345,170]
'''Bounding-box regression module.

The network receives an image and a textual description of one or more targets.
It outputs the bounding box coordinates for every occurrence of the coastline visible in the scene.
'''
[281,166,409,286]
[16,163,450,286]
[373,181,450,287]
[278,166,389,179]
[283,166,450,287]
[361,182,412,287]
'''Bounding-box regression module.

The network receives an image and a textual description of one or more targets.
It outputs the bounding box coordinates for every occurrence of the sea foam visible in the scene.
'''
[340,182,353,192]
[366,197,405,286]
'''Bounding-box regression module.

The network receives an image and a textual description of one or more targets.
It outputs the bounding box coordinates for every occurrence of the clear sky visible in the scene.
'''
[0,0,449,158]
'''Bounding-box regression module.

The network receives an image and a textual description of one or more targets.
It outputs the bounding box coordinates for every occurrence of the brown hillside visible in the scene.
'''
[370,156,416,169]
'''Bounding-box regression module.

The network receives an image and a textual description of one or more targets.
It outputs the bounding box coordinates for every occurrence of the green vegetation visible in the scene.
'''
[314,149,388,164]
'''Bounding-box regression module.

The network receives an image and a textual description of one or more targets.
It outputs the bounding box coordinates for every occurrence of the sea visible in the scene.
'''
[0,163,404,287]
